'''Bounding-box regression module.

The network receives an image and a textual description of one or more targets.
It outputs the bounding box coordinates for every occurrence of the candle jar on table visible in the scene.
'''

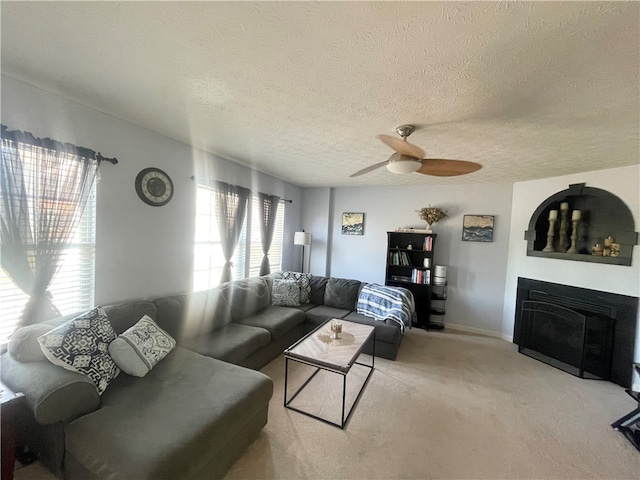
[330,320,342,339]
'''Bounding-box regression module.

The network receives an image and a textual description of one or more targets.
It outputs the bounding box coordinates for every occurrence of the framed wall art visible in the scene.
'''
[462,215,494,242]
[342,212,364,235]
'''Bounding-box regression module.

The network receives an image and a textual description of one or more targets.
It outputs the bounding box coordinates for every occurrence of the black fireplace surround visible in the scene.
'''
[514,278,638,388]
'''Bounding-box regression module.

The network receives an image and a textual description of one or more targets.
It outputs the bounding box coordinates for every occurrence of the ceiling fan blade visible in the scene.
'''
[349,159,389,177]
[377,134,425,159]
[418,159,482,177]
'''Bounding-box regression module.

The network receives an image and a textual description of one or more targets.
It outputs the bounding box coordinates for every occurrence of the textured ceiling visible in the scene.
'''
[1,1,639,188]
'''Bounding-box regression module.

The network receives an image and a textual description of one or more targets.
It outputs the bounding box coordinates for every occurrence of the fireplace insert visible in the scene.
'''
[514,278,638,388]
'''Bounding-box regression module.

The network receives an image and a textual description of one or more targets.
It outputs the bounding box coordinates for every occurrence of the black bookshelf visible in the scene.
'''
[385,231,436,329]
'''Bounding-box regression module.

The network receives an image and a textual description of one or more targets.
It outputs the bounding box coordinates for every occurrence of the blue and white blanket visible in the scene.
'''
[356,284,416,332]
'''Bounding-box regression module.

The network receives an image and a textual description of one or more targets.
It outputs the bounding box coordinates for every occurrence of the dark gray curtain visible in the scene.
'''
[0,126,110,328]
[213,181,251,283]
[258,192,280,275]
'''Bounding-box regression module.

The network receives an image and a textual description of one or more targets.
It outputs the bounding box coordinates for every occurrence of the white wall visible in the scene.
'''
[315,183,513,336]
[1,76,303,304]
[302,187,333,276]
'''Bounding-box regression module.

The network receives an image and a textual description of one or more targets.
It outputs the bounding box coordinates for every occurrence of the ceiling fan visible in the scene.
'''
[350,124,482,177]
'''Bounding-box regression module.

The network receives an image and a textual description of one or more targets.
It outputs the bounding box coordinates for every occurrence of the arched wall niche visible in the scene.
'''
[524,183,638,266]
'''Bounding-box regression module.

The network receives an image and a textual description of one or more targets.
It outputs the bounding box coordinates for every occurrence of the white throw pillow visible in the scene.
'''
[108,315,176,377]
[38,306,120,395]
[272,278,301,307]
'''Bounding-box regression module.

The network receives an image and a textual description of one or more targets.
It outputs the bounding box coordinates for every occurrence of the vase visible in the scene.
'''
[425,223,433,233]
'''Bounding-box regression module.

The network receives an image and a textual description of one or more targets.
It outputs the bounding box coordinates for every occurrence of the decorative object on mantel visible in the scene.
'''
[611,242,620,257]
[591,243,603,256]
[524,183,639,266]
[603,236,614,257]
[566,209,581,254]
[416,206,447,233]
[543,210,558,252]
[558,202,569,251]
[462,215,494,242]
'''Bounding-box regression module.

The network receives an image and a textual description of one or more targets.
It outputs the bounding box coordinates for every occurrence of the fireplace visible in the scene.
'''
[514,278,638,388]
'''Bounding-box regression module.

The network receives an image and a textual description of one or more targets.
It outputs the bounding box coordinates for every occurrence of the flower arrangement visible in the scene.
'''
[417,206,447,227]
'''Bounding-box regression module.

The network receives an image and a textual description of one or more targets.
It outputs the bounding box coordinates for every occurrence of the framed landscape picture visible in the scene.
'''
[342,212,364,235]
[462,215,494,242]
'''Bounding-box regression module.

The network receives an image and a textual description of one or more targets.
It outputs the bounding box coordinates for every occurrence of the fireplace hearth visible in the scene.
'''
[514,278,638,388]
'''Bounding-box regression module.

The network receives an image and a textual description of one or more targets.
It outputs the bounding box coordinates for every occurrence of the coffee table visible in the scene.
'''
[283,318,375,429]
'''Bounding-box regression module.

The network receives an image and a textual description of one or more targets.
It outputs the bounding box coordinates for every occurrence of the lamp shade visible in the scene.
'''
[386,153,421,174]
[294,231,311,246]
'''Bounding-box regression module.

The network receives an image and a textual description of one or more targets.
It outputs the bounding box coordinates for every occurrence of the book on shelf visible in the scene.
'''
[396,228,431,234]
[423,236,433,251]
[390,275,412,282]
[411,268,431,284]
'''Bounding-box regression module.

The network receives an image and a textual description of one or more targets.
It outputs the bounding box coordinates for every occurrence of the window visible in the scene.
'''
[193,185,284,291]
[248,194,284,278]
[0,179,96,344]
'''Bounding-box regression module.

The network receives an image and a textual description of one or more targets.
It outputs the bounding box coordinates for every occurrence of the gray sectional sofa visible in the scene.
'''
[1,273,409,480]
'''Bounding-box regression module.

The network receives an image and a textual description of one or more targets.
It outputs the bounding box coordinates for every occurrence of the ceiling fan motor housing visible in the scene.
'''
[395,124,416,138]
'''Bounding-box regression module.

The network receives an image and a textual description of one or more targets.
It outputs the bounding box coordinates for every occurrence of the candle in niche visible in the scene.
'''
[560,202,569,210]
[549,210,558,220]
[572,210,581,221]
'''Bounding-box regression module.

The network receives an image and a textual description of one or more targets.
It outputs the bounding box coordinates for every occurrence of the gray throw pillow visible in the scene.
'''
[272,279,301,306]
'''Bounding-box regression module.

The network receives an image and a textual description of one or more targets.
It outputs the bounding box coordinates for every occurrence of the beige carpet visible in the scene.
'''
[225,328,640,480]
[15,328,640,480]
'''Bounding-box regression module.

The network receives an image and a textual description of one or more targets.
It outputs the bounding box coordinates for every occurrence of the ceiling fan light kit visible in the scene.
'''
[386,153,422,174]
[351,124,483,178]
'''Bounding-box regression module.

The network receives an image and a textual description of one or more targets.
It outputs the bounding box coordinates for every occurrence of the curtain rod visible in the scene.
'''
[1,125,118,165]
[189,175,292,203]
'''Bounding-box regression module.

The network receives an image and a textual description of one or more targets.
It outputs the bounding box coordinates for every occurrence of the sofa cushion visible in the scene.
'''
[271,279,301,306]
[281,271,312,303]
[108,315,176,377]
[309,276,328,305]
[324,277,362,310]
[221,277,271,321]
[343,311,404,344]
[64,347,273,480]
[8,323,53,362]
[102,300,158,334]
[178,323,271,365]
[304,305,352,328]
[37,307,120,395]
[235,305,305,340]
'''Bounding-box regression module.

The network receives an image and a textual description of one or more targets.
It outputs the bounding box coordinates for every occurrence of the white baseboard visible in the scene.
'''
[444,322,513,343]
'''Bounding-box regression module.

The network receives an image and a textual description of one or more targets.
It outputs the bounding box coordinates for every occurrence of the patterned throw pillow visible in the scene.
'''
[38,306,120,395]
[108,315,176,377]
[272,279,301,307]
[281,271,312,303]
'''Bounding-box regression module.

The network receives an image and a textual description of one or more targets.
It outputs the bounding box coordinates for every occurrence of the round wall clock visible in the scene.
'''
[135,167,174,206]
